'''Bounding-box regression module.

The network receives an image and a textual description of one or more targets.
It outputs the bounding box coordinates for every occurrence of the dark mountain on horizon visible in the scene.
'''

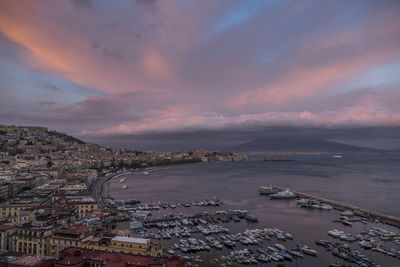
[227,136,383,153]
[87,126,400,151]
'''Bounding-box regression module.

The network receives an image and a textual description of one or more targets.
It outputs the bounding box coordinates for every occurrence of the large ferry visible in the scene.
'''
[259,185,280,195]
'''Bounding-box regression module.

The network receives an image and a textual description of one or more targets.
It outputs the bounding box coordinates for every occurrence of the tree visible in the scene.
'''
[198,253,241,267]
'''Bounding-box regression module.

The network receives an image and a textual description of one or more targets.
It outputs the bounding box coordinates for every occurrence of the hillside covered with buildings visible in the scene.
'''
[0,125,247,267]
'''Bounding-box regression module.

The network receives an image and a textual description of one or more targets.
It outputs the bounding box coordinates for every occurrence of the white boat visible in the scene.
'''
[122,184,128,189]
[328,229,345,238]
[119,178,126,183]
[276,233,286,240]
[341,210,354,216]
[285,232,294,239]
[297,198,308,205]
[321,204,333,210]
[289,250,303,258]
[333,155,342,158]
[275,243,286,251]
[301,245,317,256]
[270,189,296,199]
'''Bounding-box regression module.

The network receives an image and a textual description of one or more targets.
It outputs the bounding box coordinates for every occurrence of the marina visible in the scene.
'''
[108,155,400,266]
[107,191,400,266]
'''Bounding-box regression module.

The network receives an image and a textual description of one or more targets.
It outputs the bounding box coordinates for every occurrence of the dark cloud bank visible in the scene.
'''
[82,126,400,152]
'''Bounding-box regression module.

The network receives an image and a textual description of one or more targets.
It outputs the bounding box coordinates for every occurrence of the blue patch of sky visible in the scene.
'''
[342,62,400,93]
[210,0,284,35]
[0,57,106,111]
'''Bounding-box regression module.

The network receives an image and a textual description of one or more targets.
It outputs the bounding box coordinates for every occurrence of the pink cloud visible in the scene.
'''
[230,25,400,108]
[79,95,400,136]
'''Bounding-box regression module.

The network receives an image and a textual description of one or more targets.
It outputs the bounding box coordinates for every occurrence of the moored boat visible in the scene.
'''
[300,245,318,256]
[270,189,296,199]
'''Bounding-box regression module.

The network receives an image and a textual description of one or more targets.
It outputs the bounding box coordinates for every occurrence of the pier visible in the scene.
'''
[142,210,249,226]
[272,186,400,228]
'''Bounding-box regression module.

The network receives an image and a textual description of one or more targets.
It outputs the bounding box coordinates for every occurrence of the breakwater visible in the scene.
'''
[273,186,400,228]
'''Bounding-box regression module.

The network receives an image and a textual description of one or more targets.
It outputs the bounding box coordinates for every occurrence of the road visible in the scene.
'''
[91,172,132,210]
[91,173,116,209]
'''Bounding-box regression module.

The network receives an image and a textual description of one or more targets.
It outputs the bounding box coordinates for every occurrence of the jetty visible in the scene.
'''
[272,186,400,228]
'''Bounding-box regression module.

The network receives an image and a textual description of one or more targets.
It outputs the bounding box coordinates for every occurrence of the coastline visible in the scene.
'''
[101,172,132,201]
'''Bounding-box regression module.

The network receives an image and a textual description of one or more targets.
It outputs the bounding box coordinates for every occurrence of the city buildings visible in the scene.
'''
[0,124,245,265]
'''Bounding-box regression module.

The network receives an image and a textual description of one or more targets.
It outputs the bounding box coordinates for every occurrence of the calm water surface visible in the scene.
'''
[109,154,400,266]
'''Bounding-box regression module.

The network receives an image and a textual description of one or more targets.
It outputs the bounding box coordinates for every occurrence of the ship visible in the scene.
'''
[259,185,281,195]
[270,189,296,199]
[122,184,128,189]
[119,178,126,183]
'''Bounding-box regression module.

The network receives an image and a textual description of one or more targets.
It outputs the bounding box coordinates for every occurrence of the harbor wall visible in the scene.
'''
[273,186,400,228]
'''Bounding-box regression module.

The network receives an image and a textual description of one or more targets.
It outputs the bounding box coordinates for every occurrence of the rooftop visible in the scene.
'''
[12,255,42,266]
[57,248,187,267]
[111,236,149,244]
[54,225,90,235]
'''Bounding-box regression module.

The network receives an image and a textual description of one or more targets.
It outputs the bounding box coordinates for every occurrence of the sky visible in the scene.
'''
[0,0,400,149]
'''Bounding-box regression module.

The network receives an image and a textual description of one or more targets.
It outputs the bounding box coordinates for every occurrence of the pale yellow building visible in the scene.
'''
[47,225,91,259]
[67,199,98,218]
[1,210,35,226]
[81,236,162,257]
[0,203,36,218]
[12,221,56,256]
[0,224,15,251]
